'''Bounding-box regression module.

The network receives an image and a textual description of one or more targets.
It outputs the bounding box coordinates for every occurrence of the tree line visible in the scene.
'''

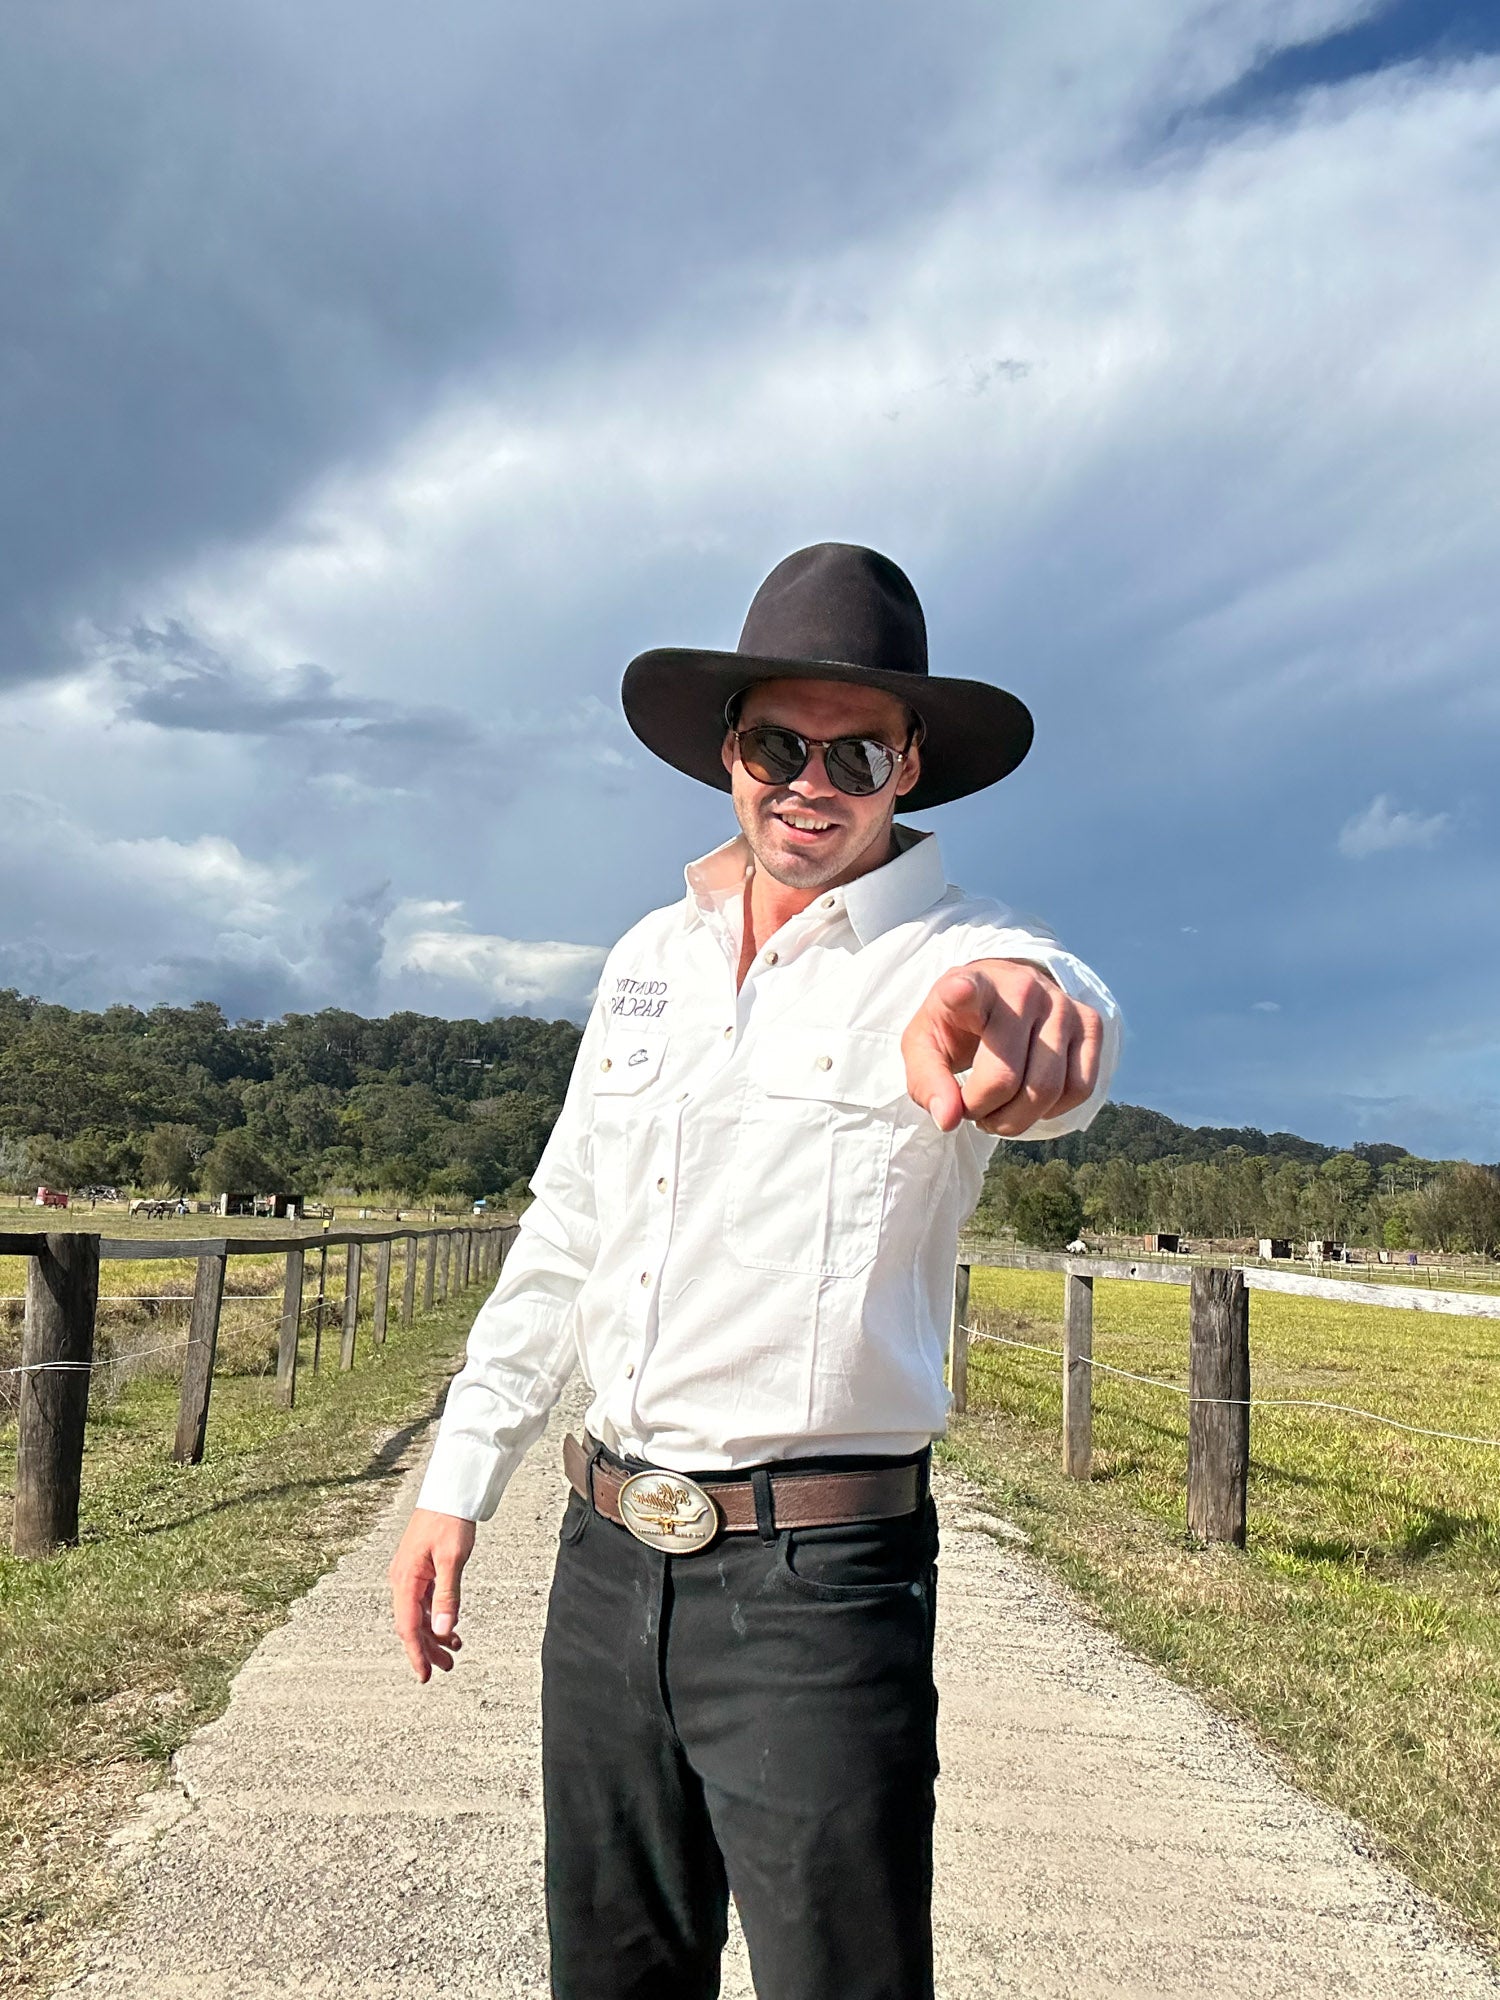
[2,988,1495,1247]
[978,1102,1500,1254]
[0,991,580,1203]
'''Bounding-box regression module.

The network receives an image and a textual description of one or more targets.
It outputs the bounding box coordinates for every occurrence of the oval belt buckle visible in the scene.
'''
[617,1468,720,1554]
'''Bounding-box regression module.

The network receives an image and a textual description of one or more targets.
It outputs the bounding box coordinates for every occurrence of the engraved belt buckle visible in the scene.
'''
[617,1468,720,1554]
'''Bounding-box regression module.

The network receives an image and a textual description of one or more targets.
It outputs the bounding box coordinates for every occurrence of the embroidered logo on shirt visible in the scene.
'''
[610,976,669,1020]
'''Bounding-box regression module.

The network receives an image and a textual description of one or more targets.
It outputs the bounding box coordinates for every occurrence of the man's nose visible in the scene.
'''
[788,747,836,798]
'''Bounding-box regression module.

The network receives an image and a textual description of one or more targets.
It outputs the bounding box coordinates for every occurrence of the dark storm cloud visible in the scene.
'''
[0,0,1006,693]
[105,620,476,751]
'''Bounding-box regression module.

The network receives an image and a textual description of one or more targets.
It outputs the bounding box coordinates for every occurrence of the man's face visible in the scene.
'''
[721,678,922,893]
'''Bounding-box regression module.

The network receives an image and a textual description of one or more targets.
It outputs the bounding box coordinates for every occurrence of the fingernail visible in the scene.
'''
[928,1096,945,1124]
[433,1614,452,1638]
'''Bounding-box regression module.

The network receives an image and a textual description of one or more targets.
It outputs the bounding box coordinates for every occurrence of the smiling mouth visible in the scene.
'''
[771,808,840,838]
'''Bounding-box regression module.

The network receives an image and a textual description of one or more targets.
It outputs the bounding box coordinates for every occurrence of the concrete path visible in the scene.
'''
[73,1389,1499,1998]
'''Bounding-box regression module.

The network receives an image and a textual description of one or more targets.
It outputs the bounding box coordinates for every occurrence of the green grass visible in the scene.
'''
[0,1287,477,1991]
[946,1267,1500,1956]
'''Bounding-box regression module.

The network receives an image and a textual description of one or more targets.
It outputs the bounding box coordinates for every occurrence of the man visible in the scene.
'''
[390,543,1119,1999]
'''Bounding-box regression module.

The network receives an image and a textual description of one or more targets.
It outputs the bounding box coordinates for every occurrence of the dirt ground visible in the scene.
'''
[63,1386,1500,1998]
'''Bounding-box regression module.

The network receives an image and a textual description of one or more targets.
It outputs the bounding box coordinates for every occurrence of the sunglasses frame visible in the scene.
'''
[727,716,922,799]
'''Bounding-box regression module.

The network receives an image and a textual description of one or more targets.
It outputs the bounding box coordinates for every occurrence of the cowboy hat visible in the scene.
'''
[620,542,1033,812]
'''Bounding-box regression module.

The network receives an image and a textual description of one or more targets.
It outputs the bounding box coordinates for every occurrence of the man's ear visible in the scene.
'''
[895,738,921,796]
[721,730,738,778]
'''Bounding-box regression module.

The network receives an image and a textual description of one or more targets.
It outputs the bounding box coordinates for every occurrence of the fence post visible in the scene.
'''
[174,1251,227,1464]
[401,1234,418,1325]
[313,1240,328,1372]
[373,1240,392,1346]
[462,1229,473,1288]
[13,1233,100,1557]
[438,1233,451,1303]
[947,1261,970,1415]
[1187,1266,1250,1547]
[278,1248,304,1408]
[423,1233,437,1311]
[1063,1271,1094,1480]
[340,1241,363,1369]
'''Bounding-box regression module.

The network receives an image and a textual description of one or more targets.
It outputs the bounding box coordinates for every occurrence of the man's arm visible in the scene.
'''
[902,938,1119,1139]
[389,1004,604,1681]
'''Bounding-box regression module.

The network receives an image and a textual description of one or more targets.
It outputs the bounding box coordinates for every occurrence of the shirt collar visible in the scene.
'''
[683,825,947,948]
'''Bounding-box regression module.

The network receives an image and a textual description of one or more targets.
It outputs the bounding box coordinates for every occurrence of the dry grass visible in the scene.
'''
[943,1266,1500,1959]
[0,1284,478,1992]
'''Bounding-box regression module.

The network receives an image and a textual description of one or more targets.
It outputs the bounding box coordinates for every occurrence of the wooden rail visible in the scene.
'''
[948,1248,1499,1551]
[7,1220,519,1557]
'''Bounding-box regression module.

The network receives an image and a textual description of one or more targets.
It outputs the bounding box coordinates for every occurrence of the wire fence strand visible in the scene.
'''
[962,1324,1500,1451]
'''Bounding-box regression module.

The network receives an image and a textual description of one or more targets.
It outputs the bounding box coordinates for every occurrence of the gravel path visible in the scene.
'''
[72,1388,1499,1998]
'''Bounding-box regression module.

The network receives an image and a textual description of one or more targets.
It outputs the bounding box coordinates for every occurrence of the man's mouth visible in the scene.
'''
[771,808,841,844]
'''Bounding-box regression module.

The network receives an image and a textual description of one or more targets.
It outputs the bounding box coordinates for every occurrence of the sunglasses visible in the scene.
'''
[730,722,918,798]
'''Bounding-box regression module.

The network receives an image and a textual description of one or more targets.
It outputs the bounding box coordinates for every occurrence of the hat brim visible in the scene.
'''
[621,649,1033,813]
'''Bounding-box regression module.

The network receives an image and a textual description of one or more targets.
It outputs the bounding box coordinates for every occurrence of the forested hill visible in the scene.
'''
[1010,1101,1383,1170]
[0,989,1480,1230]
[0,991,582,1201]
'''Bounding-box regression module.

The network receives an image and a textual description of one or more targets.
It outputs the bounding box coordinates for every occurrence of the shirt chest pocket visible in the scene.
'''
[592,1030,668,1208]
[726,1028,907,1280]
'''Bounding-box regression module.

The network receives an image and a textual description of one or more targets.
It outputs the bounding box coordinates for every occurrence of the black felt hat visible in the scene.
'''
[621,542,1033,812]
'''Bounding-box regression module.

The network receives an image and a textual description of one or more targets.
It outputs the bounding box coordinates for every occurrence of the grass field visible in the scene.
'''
[945,1265,1500,1955]
[0,1271,478,1992]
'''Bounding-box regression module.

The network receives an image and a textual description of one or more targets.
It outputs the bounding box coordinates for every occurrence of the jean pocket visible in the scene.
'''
[774,1516,934,1603]
[558,1489,591,1546]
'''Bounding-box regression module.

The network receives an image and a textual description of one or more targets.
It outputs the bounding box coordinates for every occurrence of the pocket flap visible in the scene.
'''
[747,1027,907,1109]
[593,1028,668,1095]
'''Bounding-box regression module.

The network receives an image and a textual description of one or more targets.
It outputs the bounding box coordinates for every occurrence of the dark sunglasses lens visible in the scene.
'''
[826,737,894,795]
[739,726,807,785]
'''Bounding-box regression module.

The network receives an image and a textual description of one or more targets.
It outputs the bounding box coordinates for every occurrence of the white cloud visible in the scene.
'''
[383,900,606,1012]
[1251,999,1281,1012]
[1337,794,1453,859]
[100,834,292,926]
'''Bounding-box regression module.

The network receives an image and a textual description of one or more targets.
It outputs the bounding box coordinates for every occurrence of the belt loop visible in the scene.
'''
[751,1467,777,1542]
[586,1437,604,1514]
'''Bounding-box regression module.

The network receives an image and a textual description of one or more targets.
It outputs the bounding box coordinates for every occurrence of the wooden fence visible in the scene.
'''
[5,1220,517,1559]
[946,1248,1500,1549]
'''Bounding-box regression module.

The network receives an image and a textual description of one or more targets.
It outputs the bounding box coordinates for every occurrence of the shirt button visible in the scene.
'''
[600,1057,612,1071]
[821,895,837,909]
[677,1091,689,1103]
[625,1363,636,1379]
[640,1271,651,1287]
[656,1176,668,1193]
[723,1025,733,1038]
[815,1054,833,1071]
[763,949,778,965]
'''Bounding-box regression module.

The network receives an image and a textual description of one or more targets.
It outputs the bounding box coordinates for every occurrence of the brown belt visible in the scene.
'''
[563,1432,923,1540]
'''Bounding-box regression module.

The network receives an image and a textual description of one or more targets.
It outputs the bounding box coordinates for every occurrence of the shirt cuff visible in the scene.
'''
[415,1434,521,1522]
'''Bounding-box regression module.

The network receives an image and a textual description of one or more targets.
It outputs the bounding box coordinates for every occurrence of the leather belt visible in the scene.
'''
[563,1432,922,1550]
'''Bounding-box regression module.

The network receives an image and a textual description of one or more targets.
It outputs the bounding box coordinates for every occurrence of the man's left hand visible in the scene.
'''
[901,960,1105,1137]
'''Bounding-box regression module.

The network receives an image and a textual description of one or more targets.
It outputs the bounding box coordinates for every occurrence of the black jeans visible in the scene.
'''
[540,1452,940,2000]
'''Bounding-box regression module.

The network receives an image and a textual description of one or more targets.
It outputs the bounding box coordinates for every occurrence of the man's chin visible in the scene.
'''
[751,839,850,890]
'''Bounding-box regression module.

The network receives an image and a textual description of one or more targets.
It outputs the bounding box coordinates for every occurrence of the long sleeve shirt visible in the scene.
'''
[417,828,1120,1520]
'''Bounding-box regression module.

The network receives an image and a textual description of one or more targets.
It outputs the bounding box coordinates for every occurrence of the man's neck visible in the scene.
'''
[735,831,901,989]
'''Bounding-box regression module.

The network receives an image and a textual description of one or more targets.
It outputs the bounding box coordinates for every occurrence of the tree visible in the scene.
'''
[1007,1164,1084,1249]
[201,1130,276,1196]
[140,1123,202,1194]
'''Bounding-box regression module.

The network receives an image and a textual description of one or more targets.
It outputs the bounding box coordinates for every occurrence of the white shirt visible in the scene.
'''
[418,829,1120,1520]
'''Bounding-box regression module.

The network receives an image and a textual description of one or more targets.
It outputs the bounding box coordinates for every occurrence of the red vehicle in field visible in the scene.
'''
[33,1186,69,1208]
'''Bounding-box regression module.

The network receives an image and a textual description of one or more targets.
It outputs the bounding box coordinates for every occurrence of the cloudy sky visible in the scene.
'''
[3,0,1498,1159]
